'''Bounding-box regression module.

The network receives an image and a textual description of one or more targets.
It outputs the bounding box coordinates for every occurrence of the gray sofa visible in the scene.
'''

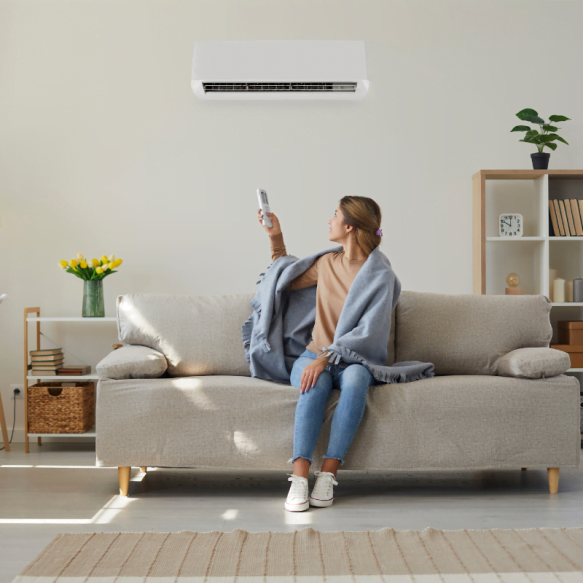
[95,291,580,496]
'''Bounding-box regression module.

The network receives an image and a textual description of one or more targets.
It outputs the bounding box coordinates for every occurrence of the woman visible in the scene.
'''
[257,196,383,512]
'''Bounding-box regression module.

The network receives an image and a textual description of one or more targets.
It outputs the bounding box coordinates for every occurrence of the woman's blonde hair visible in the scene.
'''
[338,195,382,256]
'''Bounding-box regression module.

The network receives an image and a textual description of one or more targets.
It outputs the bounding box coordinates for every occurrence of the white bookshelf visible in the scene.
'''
[24,309,117,452]
[473,169,583,377]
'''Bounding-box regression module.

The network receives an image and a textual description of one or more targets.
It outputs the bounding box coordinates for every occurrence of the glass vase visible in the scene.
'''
[82,280,105,317]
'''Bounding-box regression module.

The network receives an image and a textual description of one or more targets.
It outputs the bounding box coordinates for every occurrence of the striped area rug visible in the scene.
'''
[13,527,583,582]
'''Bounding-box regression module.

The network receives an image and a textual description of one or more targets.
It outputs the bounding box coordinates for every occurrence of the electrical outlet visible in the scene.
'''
[10,383,24,399]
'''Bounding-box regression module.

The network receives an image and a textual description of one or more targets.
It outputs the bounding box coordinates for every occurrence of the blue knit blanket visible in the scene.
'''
[241,243,435,385]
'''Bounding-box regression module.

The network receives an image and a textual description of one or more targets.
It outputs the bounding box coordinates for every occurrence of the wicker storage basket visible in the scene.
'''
[28,381,95,433]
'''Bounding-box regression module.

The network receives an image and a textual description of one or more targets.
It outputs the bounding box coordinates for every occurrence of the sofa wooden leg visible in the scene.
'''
[140,467,147,473]
[118,467,131,496]
[521,468,528,471]
[547,467,559,494]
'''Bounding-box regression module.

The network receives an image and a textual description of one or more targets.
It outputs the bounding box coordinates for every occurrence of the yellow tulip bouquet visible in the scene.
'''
[58,253,124,317]
[58,253,123,280]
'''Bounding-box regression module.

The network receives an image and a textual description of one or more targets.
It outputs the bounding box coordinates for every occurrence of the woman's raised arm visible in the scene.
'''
[258,210,319,290]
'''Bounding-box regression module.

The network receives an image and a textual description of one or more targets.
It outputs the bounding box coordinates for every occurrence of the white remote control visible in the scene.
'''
[257,189,273,228]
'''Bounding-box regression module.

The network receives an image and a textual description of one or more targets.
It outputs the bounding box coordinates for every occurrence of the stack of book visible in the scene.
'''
[549,199,583,236]
[30,348,64,376]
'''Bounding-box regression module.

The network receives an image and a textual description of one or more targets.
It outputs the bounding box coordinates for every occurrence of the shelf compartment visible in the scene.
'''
[549,244,583,290]
[486,238,545,296]
[485,176,547,238]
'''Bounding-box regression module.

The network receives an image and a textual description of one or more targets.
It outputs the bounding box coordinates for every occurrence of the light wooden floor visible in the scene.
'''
[1,442,582,583]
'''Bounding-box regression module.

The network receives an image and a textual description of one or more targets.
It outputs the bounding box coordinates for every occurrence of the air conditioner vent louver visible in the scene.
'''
[202,82,357,93]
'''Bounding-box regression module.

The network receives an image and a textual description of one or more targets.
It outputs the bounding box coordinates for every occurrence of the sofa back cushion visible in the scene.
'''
[395,291,553,375]
[117,293,255,377]
[117,292,397,377]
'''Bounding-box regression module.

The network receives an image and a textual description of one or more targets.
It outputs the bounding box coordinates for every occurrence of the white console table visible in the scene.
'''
[23,308,117,452]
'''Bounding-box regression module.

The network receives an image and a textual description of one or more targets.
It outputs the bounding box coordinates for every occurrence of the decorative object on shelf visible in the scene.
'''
[549,269,557,301]
[553,278,566,303]
[505,272,522,295]
[573,278,583,302]
[27,381,95,434]
[558,321,583,345]
[567,280,574,302]
[499,214,523,237]
[58,253,123,317]
[510,108,571,170]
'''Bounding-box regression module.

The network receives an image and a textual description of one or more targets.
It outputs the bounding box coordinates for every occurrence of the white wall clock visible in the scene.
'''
[499,213,523,237]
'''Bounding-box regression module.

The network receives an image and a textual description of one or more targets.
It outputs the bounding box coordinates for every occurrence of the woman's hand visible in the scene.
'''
[300,359,328,393]
[258,209,282,237]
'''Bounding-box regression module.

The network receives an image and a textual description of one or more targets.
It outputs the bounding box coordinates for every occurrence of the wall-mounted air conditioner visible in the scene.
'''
[191,40,369,100]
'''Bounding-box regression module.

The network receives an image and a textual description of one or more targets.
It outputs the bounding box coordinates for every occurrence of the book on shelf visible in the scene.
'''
[29,348,62,356]
[549,199,583,236]
[57,366,91,376]
[571,200,583,235]
[31,363,65,371]
[31,370,59,376]
[564,199,576,235]
[31,352,64,362]
[549,203,559,236]
[559,200,571,235]
[552,199,565,235]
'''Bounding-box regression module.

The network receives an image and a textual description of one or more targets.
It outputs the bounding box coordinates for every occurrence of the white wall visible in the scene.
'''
[1,0,583,440]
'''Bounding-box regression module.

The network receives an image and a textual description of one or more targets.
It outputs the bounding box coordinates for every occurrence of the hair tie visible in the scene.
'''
[376,228,383,237]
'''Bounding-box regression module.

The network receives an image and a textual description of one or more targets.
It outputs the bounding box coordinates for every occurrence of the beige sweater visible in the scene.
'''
[270,232,366,365]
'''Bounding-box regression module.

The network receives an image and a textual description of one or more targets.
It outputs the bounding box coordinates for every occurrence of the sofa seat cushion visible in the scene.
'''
[96,373,579,471]
[396,291,553,375]
[496,347,571,379]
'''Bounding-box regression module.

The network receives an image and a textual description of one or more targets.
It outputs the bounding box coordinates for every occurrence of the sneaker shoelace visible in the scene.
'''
[287,474,308,499]
[311,471,338,498]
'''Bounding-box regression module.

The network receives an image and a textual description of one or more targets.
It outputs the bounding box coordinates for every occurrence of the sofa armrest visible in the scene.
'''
[496,347,570,379]
[96,345,168,380]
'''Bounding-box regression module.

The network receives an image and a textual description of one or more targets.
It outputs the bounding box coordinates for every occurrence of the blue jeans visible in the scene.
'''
[289,349,374,465]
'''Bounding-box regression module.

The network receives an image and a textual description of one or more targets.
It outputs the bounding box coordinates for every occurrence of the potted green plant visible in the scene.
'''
[511,108,570,169]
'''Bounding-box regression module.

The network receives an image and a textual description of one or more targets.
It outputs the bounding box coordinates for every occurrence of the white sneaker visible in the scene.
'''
[285,474,309,512]
[309,471,338,507]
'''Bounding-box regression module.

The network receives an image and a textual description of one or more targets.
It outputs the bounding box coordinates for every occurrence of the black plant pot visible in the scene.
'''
[531,152,550,170]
